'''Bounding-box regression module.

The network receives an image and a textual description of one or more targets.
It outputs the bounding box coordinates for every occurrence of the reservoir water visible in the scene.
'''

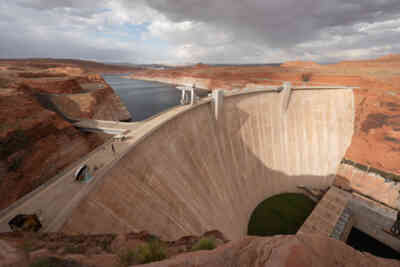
[103,74,181,121]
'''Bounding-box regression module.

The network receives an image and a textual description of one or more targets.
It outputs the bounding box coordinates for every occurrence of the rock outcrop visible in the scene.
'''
[345,89,400,175]
[143,234,400,267]
[281,60,321,68]
[0,230,228,267]
[0,59,135,210]
[1,232,398,267]
[46,76,132,121]
[0,86,106,210]
[47,66,84,76]
[21,78,84,94]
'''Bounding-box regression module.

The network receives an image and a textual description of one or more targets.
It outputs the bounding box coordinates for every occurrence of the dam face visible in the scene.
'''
[62,89,354,241]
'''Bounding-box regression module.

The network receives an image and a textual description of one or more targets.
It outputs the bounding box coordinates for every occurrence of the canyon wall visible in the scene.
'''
[0,60,133,210]
[21,75,132,122]
[49,82,132,121]
[0,87,107,210]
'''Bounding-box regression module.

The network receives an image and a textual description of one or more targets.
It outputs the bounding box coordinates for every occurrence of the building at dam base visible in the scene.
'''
[61,87,354,241]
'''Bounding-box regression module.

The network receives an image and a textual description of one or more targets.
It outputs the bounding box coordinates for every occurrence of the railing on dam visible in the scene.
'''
[73,119,142,135]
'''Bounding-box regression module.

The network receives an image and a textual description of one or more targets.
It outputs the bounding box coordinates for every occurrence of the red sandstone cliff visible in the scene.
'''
[0,60,135,210]
[44,74,132,121]
[281,60,321,68]
[0,86,106,210]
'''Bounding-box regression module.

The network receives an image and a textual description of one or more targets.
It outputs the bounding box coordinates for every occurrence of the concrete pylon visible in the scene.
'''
[212,90,224,120]
[180,89,186,105]
[180,88,191,105]
[281,82,292,112]
[190,87,195,105]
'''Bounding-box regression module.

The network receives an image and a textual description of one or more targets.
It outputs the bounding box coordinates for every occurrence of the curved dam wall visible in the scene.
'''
[62,88,355,241]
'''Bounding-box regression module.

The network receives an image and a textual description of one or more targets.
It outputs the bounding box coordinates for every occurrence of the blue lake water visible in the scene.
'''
[103,74,181,121]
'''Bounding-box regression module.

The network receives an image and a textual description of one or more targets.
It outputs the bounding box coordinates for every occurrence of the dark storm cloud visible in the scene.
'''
[143,0,400,48]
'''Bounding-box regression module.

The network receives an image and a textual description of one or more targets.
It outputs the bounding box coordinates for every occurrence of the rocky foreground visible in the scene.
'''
[0,59,138,210]
[1,231,399,267]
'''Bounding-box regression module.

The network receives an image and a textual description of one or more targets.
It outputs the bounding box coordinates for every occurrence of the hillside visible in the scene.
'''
[0,59,135,210]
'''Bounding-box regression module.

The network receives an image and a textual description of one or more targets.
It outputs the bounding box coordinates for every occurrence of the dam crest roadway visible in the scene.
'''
[1,82,399,251]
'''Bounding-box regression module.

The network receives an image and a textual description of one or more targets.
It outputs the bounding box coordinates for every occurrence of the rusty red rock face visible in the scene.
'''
[0,59,136,210]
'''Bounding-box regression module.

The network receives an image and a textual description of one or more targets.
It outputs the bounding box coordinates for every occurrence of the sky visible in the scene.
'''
[1,0,400,64]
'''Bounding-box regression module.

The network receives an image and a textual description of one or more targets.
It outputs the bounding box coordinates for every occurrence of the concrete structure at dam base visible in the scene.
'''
[1,83,400,255]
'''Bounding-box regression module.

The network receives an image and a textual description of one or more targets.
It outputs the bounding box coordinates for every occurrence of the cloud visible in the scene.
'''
[130,0,400,62]
[17,0,107,10]
[1,1,159,62]
[144,0,400,47]
[2,0,400,63]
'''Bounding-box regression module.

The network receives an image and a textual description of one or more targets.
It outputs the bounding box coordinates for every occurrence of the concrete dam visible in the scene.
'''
[57,87,355,241]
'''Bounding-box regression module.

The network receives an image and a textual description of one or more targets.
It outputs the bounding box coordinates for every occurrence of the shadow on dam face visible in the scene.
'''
[62,89,354,241]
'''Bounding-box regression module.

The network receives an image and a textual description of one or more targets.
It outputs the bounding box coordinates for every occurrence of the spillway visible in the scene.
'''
[62,88,354,241]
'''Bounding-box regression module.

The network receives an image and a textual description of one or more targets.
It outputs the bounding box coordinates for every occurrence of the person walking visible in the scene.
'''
[111,143,116,154]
